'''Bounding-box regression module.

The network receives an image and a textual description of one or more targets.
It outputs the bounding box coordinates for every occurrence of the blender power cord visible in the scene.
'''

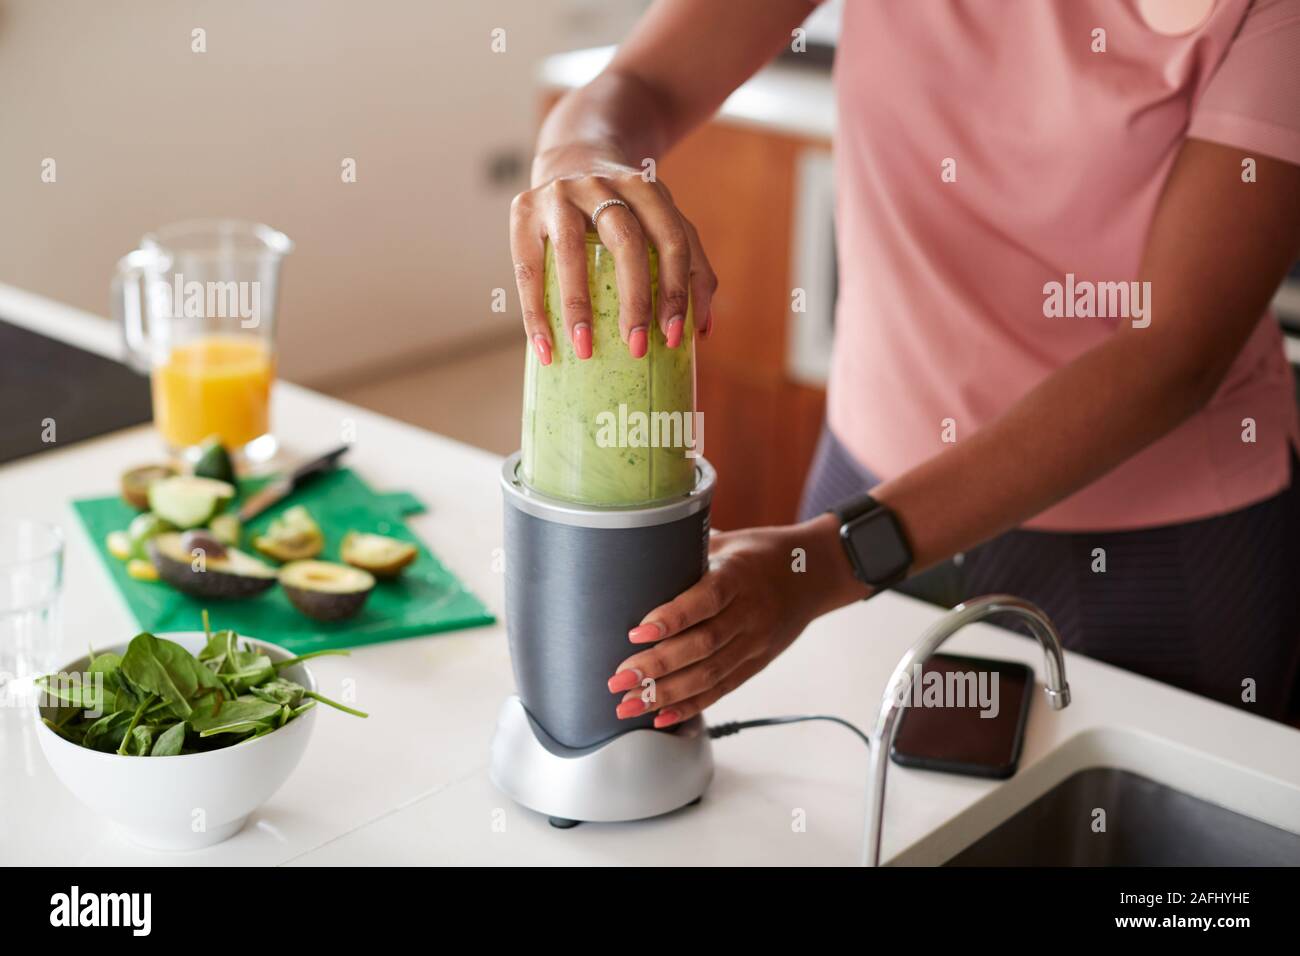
[707,715,872,749]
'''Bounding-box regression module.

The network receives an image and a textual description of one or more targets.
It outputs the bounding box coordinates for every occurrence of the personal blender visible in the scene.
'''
[490,235,715,827]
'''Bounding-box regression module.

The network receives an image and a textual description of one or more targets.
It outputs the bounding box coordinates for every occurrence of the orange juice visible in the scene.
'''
[151,336,274,450]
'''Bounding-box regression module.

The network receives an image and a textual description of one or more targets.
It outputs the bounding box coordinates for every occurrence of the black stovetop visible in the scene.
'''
[0,319,153,467]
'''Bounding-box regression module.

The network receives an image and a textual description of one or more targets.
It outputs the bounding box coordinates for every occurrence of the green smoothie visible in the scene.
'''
[520,234,697,506]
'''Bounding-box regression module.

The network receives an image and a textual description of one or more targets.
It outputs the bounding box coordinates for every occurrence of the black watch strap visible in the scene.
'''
[832,492,882,528]
[829,493,913,590]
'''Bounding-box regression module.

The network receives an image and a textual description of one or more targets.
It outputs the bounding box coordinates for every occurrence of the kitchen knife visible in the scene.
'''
[238,445,350,521]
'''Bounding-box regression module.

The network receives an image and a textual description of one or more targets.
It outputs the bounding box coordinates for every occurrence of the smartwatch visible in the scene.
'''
[831,493,913,590]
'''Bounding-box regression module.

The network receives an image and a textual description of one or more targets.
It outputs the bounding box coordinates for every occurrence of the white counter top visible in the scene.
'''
[539,45,834,142]
[2,283,1298,866]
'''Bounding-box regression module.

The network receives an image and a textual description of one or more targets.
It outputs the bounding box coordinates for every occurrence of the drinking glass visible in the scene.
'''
[0,520,63,687]
[113,220,293,466]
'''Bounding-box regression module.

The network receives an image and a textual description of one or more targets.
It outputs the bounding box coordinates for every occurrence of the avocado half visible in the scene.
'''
[280,560,375,621]
[148,532,278,599]
[253,505,324,562]
[341,531,417,578]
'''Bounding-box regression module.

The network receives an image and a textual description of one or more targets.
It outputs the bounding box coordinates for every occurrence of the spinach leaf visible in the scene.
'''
[89,652,123,675]
[304,690,369,718]
[86,653,129,713]
[273,648,351,669]
[41,715,84,744]
[108,667,144,710]
[121,633,223,717]
[150,721,188,756]
[35,675,95,710]
[197,628,236,666]
[187,696,282,736]
[35,655,130,716]
[196,629,273,691]
[248,678,307,707]
[37,653,126,713]
[82,711,132,752]
[116,692,158,755]
[197,719,275,739]
[224,652,275,694]
[128,724,156,756]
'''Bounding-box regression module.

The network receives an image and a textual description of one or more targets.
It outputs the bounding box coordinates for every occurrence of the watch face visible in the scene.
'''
[844,509,911,585]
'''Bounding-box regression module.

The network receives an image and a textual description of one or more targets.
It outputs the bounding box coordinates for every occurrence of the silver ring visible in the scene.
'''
[591,198,631,227]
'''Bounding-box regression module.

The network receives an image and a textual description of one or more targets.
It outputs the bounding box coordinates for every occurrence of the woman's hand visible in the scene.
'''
[509,141,717,365]
[507,0,816,365]
[606,515,870,727]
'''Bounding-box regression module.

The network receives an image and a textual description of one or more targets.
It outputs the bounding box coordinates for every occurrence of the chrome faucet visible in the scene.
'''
[862,595,1071,867]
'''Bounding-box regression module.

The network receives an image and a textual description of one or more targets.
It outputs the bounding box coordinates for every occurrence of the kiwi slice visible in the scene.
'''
[280,560,375,621]
[120,464,177,510]
[341,531,418,578]
[253,506,325,562]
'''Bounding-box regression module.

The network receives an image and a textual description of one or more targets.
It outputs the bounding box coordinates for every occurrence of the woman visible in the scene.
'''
[509,0,1300,724]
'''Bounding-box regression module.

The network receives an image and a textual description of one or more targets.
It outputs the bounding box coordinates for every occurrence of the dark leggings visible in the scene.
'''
[798,427,1300,723]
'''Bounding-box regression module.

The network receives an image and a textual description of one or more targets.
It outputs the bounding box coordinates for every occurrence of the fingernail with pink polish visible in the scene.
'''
[607,669,641,693]
[628,622,663,643]
[617,698,647,719]
[533,334,552,366]
[573,323,592,360]
[665,316,684,349]
[628,325,647,359]
[654,709,681,729]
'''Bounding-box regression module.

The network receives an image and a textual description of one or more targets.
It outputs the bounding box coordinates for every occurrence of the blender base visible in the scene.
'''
[489,696,713,825]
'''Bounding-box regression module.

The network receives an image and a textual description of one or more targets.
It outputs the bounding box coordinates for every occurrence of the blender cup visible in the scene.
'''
[503,234,712,750]
[520,234,699,505]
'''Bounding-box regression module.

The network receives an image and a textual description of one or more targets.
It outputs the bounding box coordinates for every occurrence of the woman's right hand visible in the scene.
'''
[509,141,717,365]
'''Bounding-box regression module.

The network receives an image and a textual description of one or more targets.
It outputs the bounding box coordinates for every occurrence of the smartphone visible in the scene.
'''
[889,652,1034,779]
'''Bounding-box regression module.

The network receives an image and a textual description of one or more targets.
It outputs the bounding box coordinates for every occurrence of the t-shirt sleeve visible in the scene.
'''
[1187,0,1300,166]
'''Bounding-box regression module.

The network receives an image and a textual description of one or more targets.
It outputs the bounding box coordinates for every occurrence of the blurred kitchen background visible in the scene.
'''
[3,0,1297,531]
[0,0,644,417]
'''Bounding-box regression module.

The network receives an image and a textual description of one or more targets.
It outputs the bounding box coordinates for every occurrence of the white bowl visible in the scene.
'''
[36,632,317,850]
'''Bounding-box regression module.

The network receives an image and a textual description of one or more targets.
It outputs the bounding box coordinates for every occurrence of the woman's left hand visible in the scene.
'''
[607,516,867,728]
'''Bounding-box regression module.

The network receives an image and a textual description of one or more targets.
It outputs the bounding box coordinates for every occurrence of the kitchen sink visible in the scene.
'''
[945,767,1300,866]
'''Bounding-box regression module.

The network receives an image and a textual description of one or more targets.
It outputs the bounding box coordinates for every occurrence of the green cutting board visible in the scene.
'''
[73,468,494,652]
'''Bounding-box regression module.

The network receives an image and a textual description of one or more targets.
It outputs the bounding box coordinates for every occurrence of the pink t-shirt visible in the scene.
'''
[828,0,1300,531]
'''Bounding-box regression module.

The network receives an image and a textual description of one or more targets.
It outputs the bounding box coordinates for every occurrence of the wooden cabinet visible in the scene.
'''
[661,122,829,530]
